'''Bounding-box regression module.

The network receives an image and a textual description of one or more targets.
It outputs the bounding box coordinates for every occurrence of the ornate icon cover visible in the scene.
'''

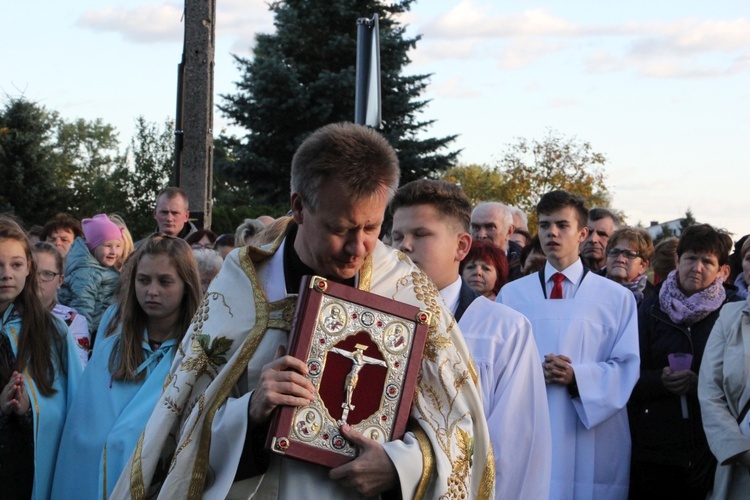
[265,275,430,468]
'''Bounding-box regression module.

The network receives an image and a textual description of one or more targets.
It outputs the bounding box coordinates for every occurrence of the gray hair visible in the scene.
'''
[473,202,513,228]
[235,218,265,245]
[192,248,223,276]
[589,207,621,228]
[509,206,528,230]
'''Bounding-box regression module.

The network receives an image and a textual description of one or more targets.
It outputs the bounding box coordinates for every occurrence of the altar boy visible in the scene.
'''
[497,190,640,499]
[390,179,551,499]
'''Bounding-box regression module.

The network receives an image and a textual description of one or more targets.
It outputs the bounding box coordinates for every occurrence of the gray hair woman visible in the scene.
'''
[192,248,223,294]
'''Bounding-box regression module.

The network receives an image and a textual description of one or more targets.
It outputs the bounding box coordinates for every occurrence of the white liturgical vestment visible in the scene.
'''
[497,260,639,500]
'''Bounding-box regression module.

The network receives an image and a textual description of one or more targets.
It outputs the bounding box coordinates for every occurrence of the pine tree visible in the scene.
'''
[217,0,457,206]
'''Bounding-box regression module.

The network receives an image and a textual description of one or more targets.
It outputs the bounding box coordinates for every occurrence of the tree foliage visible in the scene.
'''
[0,97,177,236]
[440,164,506,206]
[495,130,609,214]
[0,99,63,223]
[441,131,611,233]
[218,0,458,206]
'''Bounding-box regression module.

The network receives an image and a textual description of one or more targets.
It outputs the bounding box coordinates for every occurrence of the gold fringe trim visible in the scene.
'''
[187,245,274,498]
[358,254,373,292]
[412,424,436,500]
[130,433,146,499]
[477,447,495,500]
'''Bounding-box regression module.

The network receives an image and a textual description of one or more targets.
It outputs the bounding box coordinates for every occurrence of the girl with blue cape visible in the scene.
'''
[52,233,201,499]
[0,216,82,500]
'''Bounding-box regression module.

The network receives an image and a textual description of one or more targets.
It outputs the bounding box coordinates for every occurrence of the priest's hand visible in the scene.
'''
[329,424,398,497]
[661,367,697,395]
[543,354,575,385]
[249,345,316,428]
[0,371,30,416]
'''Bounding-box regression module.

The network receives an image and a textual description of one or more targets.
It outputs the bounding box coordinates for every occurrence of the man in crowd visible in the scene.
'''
[113,123,494,499]
[153,186,197,239]
[470,202,523,281]
[580,207,620,273]
[497,190,639,499]
[390,179,551,499]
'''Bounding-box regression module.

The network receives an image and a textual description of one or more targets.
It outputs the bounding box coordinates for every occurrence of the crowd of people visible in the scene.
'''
[1,121,749,499]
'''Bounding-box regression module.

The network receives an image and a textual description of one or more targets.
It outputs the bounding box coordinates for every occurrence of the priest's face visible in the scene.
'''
[391,204,468,290]
[537,207,588,271]
[292,180,386,281]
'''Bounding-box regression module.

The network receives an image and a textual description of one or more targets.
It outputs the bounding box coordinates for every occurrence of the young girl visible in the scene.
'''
[0,217,81,499]
[33,242,91,367]
[52,234,201,499]
[58,214,123,340]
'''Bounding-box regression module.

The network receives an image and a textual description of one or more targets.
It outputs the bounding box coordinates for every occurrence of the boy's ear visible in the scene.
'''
[456,233,472,262]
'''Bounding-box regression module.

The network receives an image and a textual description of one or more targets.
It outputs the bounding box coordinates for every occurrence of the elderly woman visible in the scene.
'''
[605,227,655,304]
[629,224,737,498]
[459,239,508,301]
[192,248,223,294]
[698,241,750,498]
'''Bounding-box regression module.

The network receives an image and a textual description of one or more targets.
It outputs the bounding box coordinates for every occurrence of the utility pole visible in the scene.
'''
[174,0,215,229]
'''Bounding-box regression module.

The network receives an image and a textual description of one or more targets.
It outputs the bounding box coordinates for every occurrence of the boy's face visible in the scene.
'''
[391,204,470,290]
[537,206,588,271]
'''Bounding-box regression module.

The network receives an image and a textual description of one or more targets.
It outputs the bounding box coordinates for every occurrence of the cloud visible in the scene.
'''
[77,1,273,46]
[412,3,750,79]
[547,98,580,108]
[498,39,564,69]
[77,3,183,43]
[431,76,481,98]
[423,1,579,39]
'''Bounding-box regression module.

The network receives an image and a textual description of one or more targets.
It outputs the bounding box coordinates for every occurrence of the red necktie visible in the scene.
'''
[551,272,565,299]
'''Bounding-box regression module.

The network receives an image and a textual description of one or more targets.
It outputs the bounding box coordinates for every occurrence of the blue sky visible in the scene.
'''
[3,1,748,240]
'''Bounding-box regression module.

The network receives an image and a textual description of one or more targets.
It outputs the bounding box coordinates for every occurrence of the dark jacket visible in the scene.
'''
[629,288,737,465]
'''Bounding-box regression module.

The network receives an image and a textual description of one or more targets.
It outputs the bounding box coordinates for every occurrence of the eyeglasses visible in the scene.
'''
[606,248,640,259]
[192,244,213,250]
[38,270,60,282]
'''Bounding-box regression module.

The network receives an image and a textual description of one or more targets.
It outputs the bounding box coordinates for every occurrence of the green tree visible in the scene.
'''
[54,117,123,216]
[218,0,457,205]
[112,117,175,239]
[440,164,507,206]
[493,130,610,232]
[0,98,65,225]
[679,208,696,233]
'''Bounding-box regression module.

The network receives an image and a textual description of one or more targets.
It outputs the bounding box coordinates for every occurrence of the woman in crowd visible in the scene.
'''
[213,233,235,259]
[39,213,83,260]
[729,235,749,299]
[605,227,655,304]
[187,228,218,250]
[520,235,546,276]
[235,218,265,246]
[58,214,123,340]
[698,236,750,498]
[193,247,223,294]
[33,242,91,367]
[460,239,508,300]
[629,224,736,498]
[52,234,201,499]
[652,237,679,286]
[0,217,81,499]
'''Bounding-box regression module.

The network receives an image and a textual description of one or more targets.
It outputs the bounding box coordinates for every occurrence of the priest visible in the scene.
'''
[111,123,494,499]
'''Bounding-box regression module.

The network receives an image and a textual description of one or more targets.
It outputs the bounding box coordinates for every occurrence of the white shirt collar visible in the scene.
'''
[439,276,462,315]
[545,258,584,285]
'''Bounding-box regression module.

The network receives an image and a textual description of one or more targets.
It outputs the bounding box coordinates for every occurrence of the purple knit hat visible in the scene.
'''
[82,214,122,251]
